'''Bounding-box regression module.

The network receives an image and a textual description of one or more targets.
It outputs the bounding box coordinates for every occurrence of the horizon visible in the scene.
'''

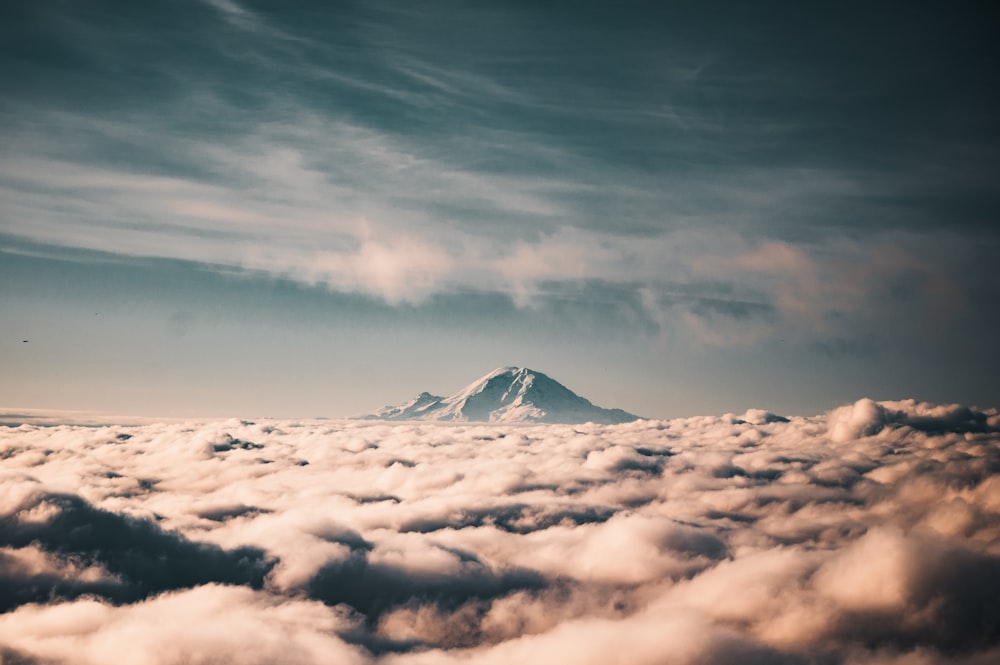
[3,355,999,424]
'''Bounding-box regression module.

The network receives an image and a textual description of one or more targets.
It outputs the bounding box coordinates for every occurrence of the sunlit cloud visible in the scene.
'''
[1,398,998,662]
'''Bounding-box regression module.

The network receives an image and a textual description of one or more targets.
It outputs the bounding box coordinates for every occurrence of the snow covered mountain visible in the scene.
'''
[358,366,641,424]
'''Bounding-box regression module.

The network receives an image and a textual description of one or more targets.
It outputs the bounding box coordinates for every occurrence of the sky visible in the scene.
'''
[1,0,998,419]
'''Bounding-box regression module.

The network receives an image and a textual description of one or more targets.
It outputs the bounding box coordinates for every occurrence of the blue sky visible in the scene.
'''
[2,0,998,419]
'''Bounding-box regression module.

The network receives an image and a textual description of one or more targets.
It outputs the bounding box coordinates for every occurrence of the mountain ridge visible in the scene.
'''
[358,366,641,424]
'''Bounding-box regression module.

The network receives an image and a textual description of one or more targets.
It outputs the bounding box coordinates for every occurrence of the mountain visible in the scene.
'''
[358,366,641,424]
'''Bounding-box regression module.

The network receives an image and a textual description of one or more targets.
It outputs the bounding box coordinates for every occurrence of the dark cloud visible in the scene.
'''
[0,491,275,610]
[307,548,547,620]
[0,646,50,665]
[0,545,122,614]
[196,504,272,522]
[398,503,616,535]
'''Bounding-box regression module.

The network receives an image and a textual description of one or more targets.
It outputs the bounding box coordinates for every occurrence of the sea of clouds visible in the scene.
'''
[1,398,999,664]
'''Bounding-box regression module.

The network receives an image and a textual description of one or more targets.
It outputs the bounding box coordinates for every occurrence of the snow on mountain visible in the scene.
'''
[358,366,641,424]
[364,391,445,421]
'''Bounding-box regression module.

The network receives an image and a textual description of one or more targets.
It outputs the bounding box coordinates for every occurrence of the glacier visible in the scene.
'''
[357,366,641,424]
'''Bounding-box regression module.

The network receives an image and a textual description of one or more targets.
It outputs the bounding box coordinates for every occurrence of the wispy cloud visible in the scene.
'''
[1,0,997,371]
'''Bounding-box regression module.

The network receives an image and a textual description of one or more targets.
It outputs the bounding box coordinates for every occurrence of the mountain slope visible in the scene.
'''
[358,367,641,424]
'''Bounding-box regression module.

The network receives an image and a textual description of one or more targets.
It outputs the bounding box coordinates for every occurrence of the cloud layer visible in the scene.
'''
[2,399,999,663]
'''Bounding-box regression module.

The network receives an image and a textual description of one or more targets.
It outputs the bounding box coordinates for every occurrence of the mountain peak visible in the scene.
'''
[357,367,640,424]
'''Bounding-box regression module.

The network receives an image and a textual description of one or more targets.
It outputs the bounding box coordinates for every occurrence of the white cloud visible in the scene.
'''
[0,585,367,665]
[0,400,998,663]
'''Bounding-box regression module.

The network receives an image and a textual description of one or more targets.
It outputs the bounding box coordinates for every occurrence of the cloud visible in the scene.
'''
[687,234,975,349]
[2,10,991,335]
[0,488,275,609]
[1,399,999,662]
[828,397,1000,442]
[0,585,367,665]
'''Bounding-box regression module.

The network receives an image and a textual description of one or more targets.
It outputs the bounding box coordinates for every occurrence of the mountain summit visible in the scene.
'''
[358,367,641,424]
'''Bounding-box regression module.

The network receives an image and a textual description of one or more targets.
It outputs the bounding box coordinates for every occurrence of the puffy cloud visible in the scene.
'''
[0,585,367,665]
[829,397,1000,442]
[1,399,999,663]
[0,488,275,609]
